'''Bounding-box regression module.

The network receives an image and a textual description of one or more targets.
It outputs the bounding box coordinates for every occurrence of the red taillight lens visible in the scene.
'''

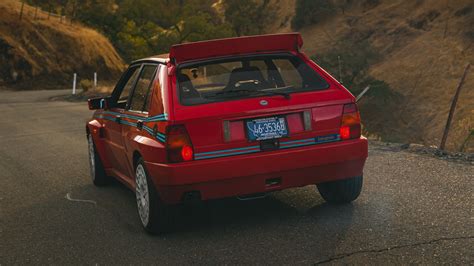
[181,145,193,161]
[340,103,361,140]
[340,126,351,140]
[166,125,194,163]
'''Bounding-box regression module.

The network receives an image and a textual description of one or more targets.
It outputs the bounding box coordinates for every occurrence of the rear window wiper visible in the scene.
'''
[205,88,291,99]
[256,90,291,99]
[258,85,295,99]
[203,89,252,99]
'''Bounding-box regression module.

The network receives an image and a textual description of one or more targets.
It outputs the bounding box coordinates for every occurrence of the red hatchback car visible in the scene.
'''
[87,33,368,233]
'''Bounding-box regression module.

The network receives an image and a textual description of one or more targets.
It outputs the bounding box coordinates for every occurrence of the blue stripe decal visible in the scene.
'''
[101,111,168,122]
[194,134,340,161]
[120,120,136,127]
[93,113,166,143]
[147,114,168,122]
[195,145,260,156]
[280,142,316,149]
[280,138,315,145]
[141,126,166,142]
[143,126,166,142]
[94,112,341,159]
[195,149,260,160]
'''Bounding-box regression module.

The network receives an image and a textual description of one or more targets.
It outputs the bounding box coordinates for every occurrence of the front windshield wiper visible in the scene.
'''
[205,88,291,99]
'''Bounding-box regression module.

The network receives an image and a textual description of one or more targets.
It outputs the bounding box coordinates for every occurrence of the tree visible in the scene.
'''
[223,0,275,36]
[25,0,268,61]
[113,0,234,60]
[75,0,119,32]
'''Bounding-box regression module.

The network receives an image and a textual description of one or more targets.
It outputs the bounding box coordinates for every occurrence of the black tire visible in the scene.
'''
[316,176,363,204]
[87,134,110,186]
[135,158,174,234]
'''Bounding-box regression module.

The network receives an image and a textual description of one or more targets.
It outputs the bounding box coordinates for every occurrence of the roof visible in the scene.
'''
[131,54,169,65]
[169,33,303,64]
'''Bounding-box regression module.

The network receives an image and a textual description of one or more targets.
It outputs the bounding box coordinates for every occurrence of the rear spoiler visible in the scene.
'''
[169,33,303,64]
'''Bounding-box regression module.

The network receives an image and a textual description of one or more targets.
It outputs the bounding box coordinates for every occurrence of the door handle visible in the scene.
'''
[115,115,121,123]
[136,120,143,130]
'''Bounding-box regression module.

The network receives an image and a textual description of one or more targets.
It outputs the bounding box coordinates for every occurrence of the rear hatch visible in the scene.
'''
[173,87,351,160]
[167,34,354,160]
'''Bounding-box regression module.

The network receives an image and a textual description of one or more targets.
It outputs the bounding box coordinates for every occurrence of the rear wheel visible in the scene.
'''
[87,134,110,186]
[317,176,363,204]
[135,158,174,234]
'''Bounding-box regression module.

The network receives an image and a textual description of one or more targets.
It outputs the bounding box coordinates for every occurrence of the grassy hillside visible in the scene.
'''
[274,0,473,152]
[1,0,471,152]
[0,0,124,89]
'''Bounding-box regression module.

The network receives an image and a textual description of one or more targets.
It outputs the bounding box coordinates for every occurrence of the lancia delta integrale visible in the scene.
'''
[86,33,368,233]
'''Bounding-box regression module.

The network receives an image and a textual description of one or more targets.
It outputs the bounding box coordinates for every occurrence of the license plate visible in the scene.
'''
[246,116,289,141]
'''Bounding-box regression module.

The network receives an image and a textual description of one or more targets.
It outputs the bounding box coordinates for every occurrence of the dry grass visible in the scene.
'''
[2,0,472,152]
[275,0,473,152]
[0,0,125,88]
[265,0,297,33]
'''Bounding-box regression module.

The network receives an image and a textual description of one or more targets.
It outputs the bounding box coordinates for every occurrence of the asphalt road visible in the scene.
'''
[1,89,473,264]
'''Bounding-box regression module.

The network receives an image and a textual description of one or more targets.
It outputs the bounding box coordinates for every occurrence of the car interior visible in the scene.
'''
[178,54,329,105]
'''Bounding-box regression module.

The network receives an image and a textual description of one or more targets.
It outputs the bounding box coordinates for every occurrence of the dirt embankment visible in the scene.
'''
[0,0,124,89]
[271,0,474,152]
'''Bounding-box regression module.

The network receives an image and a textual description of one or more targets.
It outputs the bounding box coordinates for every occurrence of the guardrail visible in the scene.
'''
[17,1,74,24]
[72,72,99,95]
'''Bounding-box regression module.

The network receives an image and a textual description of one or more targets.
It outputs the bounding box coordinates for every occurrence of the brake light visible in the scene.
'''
[165,125,194,162]
[181,145,193,161]
[340,103,361,140]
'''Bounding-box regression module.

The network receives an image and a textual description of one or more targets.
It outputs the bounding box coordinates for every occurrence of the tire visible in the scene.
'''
[316,176,363,204]
[135,158,174,234]
[87,134,110,186]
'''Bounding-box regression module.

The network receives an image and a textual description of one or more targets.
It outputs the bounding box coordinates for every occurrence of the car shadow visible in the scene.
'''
[4,177,357,263]
[83,178,357,237]
[171,193,356,234]
[103,179,353,238]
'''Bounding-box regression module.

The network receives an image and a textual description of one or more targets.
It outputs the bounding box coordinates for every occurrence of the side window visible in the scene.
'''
[144,65,164,112]
[129,65,158,112]
[115,66,141,108]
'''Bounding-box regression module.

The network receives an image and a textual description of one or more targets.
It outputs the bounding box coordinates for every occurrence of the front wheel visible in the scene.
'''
[316,176,363,204]
[135,158,174,234]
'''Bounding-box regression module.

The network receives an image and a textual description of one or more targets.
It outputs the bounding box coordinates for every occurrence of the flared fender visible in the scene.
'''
[131,135,167,165]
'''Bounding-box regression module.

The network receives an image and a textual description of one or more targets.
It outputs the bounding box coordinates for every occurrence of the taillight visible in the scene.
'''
[340,103,361,140]
[181,145,193,161]
[165,125,194,163]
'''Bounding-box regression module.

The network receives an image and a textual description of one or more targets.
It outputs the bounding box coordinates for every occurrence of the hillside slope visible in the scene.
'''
[0,0,124,89]
[275,0,473,152]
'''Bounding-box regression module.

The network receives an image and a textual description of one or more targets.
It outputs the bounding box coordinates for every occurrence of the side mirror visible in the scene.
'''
[88,96,111,110]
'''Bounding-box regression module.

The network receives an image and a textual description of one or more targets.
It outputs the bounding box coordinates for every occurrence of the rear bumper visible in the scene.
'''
[145,137,368,204]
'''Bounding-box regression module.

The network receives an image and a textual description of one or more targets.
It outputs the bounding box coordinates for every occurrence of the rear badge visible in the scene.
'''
[260,100,268,106]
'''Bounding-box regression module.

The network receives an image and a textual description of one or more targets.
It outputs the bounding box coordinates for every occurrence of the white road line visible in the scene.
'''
[65,192,97,205]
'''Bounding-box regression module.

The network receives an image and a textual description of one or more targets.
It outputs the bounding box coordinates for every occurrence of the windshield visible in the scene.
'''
[177,53,329,105]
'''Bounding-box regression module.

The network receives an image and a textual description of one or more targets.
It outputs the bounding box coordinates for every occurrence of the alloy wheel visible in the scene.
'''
[135,164,150,226]
[87,134,95,179]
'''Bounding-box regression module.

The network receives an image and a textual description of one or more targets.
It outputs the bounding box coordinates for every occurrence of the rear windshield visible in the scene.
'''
[177,53,329,105]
